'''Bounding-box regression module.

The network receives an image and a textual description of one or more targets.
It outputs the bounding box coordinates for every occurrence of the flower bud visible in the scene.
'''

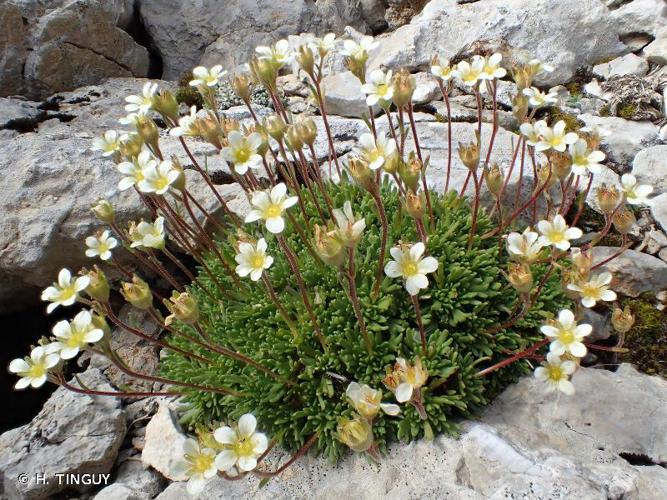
[295,45,315,76]
[596,184,621,214]
[512,93,529,121]
[398,153,422,192]
[135,115,159,150]
[91,311,112,340]
[404,191,424,219]
[164,291,199,326]
[391,68,416,109]
[383,151,400,175]
[153,89,179,126]
[508,263,533,294]
[612,205,636,234]
[119,133,144,161]
[611,306,634,334]
[314,225,345,268]
[570,248,592,278]
[536,164,557,191]
[298,117,317,147]
[458,139,480,172]
[550,151,572,180]
[265,114,287,142]
[344,56,366,84]
[484,164,504,196]
[169,156,187,191]
[512,64,533,90]
[84,266,110,303]
[231,74,252,103]
[337,415,374,453]
[347,157,376,193]
[121,275,153,310]
[199,113,224,150]
[91,199,115,224]
[285,125,304,151]
[250,55,277,91]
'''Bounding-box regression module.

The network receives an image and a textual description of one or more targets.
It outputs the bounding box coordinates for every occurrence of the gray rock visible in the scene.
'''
[583,308,612,341]
[1,0,149,99]
[592,247,667,297]
[0,369,126,500]
[644,26,667,66]
[632,145,667,194]
[411,72,441,105]
[578,114,661,165]
[141,403,188,481]
[368,0,626,87]
[94,484,143,500]
[112,458,168,499]
[360,0,388,32]
[321,71,377,118]
[593,53,649,79]
[610,0,667,41]
[0,97,44,131]
[650,193,667,232]
[155,365,667,499]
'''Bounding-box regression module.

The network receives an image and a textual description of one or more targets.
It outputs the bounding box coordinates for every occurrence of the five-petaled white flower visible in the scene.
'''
[567,272,617,308]
[519,120,547,147]
[529,59,555,75]
[41,268,90,313]
[480,53,506,80]
[453,56,485,86]
[309,33,336,55]
[506,228,545,263]
[340,36,378,60]
[332,201,366,247]
[537,215,583,251]
[124,82,158,114]
[235,238,274,281]
[51,310,104,360]
[138,160,180,195]
[357,133,398,171]
[92,130,125,156]
[522,87,558,108]
[222,131,264,175]
[119,112,142,126]
[384,357,428,403]
[535,120,579,152]
[620,174,653,205]
[361,69,394,106]
[85,230,118,261]
[569,139,605,176]
[431,59,454,81]
[346,382,400,419]
[213,414,269,473]
[534,352,577,395]
[245,183,298,234]
[255,39,292,69]
[189,65,226,87]
[172,438,218,496]
[169,106,200,137]
[130,217,166,250]
[384,242,439,296]
[117,150,156,191]
[541,309,592,358]
[9,346,60,389]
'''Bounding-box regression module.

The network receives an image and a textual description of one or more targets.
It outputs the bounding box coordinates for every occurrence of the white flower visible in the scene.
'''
[9,346,60,389]
[213,414,269,473]
[51,310,104,360]
[384,357,428,403]
[506,228,545,263]
[340,36,378,59]
[361,69,394,106]
[541,309,592,358]
[169,106,200,137]
[535,120,579,152]
[567,272,617,308]
[245,183,298,234]
[480,53,506,80]
[453,56,485,86]
[332,201,366,246]
[172,438,218,496]
[92,130,125,156]
[85,230,118,261]
[235,238,274,281]
[138,160,180,195]
[41,268,90,314]
[522,87,558,108]
[117,150,156,191]
[569,139,605,176]
[189,65,226,87]
[130,217,166,250]
[255,39,292,69]
[356,133,398,171]
[384,242,439,296]
[431,59,454,81]
[125,82,158,114]
[620,174,653,205]
[345,382,400,419]
[119,112,142,126]
[534,352,577,395]
[580,123,611,140]
[309,33,336,55]
[537,214,583,251]
[519,120,547,147]
[529,59,555,75]
[222,131,263,175]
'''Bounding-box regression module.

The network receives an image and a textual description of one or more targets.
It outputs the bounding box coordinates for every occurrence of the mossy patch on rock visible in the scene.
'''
[619,294,666,378]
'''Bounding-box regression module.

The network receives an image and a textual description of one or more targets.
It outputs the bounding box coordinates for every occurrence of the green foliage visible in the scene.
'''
[620,294,667,377]
[161,179,566,461]
[175,71,204,108]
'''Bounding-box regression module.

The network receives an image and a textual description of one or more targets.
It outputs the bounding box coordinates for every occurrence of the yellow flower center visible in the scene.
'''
[400,260,418,277]
[547,365,564,381]
[546,229,565,243]
[234,147,251,164]
[58,286,77,303]
[377,84,389,97]
[250,254,265,269]
[189,453,215,474]
[233,438,255,458]
[264,204,282,218]
[154,177,169,190]
[66,328,88,348]
[28,362,47,379]
[581,284,600,299]
[557,329,575,345]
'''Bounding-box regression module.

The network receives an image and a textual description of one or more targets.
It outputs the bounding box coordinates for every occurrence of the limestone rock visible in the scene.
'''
[94,484,142,500]
[0,369,126,500]
[610,0,667,41]
[644,26,667,65]
[141,403,188,481]
[321,71,377,118]
[0,97,45,132]
[632,145,667,194]
[650,193,667,232]
[592,247,667,297]
[411,71,441,105]
[593,53,649,79]
[368,0,626,87]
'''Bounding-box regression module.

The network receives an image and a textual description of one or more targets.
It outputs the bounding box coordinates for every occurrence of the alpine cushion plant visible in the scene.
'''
[9,33,652,489]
